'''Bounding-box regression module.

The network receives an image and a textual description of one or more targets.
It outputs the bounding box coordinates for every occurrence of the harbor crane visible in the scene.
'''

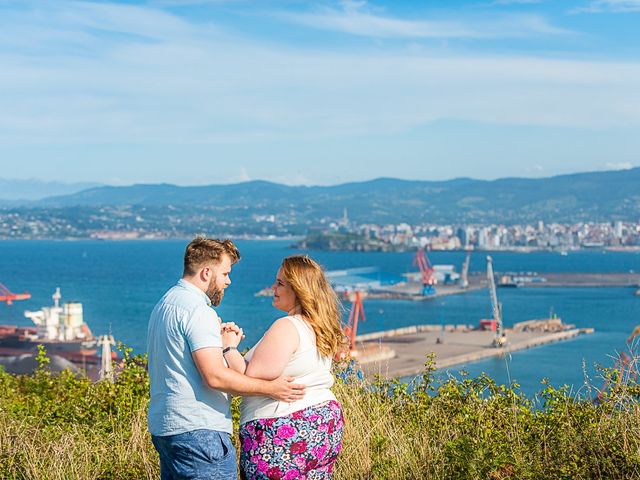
[343,290,366,353]
[460,250,471,289]
[0,283,31,305]
[413,249,437,296]
[487,256,507,347]
[98,334,116,382]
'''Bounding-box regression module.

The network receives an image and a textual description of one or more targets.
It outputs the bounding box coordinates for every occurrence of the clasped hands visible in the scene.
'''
[220,320,244,349]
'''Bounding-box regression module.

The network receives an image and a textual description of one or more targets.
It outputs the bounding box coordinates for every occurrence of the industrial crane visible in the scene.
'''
[413,249,437,296]
[460,250,471,289]
[343,290,366,353]
[0,283,31,305]
[486,256,507,347]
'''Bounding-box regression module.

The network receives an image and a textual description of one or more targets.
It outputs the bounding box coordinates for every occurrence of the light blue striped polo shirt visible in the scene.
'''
[147,279,230,436]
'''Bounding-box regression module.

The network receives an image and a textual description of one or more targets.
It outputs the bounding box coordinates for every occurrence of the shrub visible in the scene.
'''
[1,350,639,479]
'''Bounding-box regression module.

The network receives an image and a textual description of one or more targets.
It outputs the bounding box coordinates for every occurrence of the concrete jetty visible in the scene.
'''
[358,272,640,301]
[256,272,640,299]
[354,325,595,380]
[517,272,640,288]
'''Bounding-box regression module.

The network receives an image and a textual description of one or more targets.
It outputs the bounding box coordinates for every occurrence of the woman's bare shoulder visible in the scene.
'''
[251,316,301,359]
[264,316,300,338]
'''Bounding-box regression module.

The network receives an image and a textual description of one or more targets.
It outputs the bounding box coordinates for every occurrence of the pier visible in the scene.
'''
[255,267,640,300]
[354,324,595,380]
[358,272,640,301]
[510,272,640,288]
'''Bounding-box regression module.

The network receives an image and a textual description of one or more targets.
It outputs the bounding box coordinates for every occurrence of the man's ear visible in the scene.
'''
[199,265,211,283]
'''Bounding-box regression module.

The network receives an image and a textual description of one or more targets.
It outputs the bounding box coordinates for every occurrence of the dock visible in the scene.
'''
[255,268,640,300]
[354,324,595,380]
[512,272,640,288]
[359,280,483,301]
[357,272,640,301]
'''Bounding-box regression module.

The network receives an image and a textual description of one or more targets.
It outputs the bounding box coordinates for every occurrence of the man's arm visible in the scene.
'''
[192,347,304,402]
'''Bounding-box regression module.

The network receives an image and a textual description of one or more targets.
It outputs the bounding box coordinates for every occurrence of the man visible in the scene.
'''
[147,237,305,480]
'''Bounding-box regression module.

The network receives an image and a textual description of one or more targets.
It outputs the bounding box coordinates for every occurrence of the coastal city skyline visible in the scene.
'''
[1,0,639,186]
[2,167,639,239]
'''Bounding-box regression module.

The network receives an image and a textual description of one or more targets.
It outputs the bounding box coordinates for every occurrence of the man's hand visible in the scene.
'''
[222,323,244,348]
[267,376,306,403]
[221,321,241,334]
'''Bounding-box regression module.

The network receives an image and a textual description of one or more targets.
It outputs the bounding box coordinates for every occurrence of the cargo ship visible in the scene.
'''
[0,287,100,363]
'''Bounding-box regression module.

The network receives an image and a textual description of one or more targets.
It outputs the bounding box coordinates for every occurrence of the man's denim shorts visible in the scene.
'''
[151,429,237,480]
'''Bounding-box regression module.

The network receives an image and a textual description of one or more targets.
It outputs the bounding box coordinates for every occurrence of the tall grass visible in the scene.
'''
[1,347,639,479]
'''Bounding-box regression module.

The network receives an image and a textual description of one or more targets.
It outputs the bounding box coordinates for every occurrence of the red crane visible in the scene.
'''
[0,283,31,305]
[343,290,366,352]
[413,249,437,296]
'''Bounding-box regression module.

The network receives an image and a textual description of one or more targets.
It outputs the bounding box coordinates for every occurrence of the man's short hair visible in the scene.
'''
[183,237,240,276]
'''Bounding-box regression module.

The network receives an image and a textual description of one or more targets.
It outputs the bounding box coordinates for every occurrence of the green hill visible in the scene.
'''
[17,168,640,224]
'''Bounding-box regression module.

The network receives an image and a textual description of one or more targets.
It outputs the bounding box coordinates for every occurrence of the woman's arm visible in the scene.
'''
[221,324,247,373]
[245,317,300,380]
[223,347,247,373]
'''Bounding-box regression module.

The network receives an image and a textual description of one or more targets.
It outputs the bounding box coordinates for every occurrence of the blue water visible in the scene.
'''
[1,240,639,396]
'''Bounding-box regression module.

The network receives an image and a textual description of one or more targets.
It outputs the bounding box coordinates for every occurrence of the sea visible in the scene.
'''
[1,239,639,397]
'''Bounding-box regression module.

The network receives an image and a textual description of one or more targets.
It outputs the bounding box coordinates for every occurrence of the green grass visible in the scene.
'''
[1,347,639,479]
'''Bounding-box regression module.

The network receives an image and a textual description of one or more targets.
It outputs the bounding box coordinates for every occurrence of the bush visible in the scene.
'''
[1,349,639,479]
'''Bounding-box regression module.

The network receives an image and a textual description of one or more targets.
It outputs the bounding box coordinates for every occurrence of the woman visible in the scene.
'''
[222,255,345,480]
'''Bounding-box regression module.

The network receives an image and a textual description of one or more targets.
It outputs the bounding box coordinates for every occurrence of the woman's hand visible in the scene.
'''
[221,321,244,348]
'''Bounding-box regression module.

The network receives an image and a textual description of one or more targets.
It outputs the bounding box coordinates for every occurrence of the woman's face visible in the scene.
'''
[272,267,298,313]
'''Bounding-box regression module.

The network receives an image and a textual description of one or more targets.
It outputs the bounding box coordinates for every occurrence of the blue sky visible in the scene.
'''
[0,0,639,186]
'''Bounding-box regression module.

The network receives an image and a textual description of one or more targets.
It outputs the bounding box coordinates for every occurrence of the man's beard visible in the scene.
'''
[206,282,224,306]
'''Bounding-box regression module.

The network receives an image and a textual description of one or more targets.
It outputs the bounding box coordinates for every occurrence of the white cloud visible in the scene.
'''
[573,0,640,12]
[238,167,251,182]
[605,162,634,170]
[149,0,244,5]
[268,173,315,186]
[0,0,638,151]
[105,176,135,186]
[491,0,542,4]
[525,164,545,173]
[278,3,570,39]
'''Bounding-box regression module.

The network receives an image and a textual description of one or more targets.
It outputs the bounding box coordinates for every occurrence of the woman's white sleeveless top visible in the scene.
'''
[239,315,337,425]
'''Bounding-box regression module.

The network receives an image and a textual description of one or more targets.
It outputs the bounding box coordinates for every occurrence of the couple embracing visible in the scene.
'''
[147,237,345,480]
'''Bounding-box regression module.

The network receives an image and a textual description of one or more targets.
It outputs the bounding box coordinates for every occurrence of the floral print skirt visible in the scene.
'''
[239,400,344,480]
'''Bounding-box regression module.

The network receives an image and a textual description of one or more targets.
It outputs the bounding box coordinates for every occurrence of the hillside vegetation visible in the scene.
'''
[15,167,640,224]
[1,348,639,479]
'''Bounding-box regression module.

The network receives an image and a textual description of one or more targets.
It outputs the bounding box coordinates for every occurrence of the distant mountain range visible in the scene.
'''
[5,168,640,224]
[0,178,102,203]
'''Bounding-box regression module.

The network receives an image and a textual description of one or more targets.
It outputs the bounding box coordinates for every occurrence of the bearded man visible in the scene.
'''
[147,237,305,480]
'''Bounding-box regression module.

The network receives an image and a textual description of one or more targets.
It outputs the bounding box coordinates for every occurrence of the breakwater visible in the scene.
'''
[355,325,595,379]
[360,272,640,300]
